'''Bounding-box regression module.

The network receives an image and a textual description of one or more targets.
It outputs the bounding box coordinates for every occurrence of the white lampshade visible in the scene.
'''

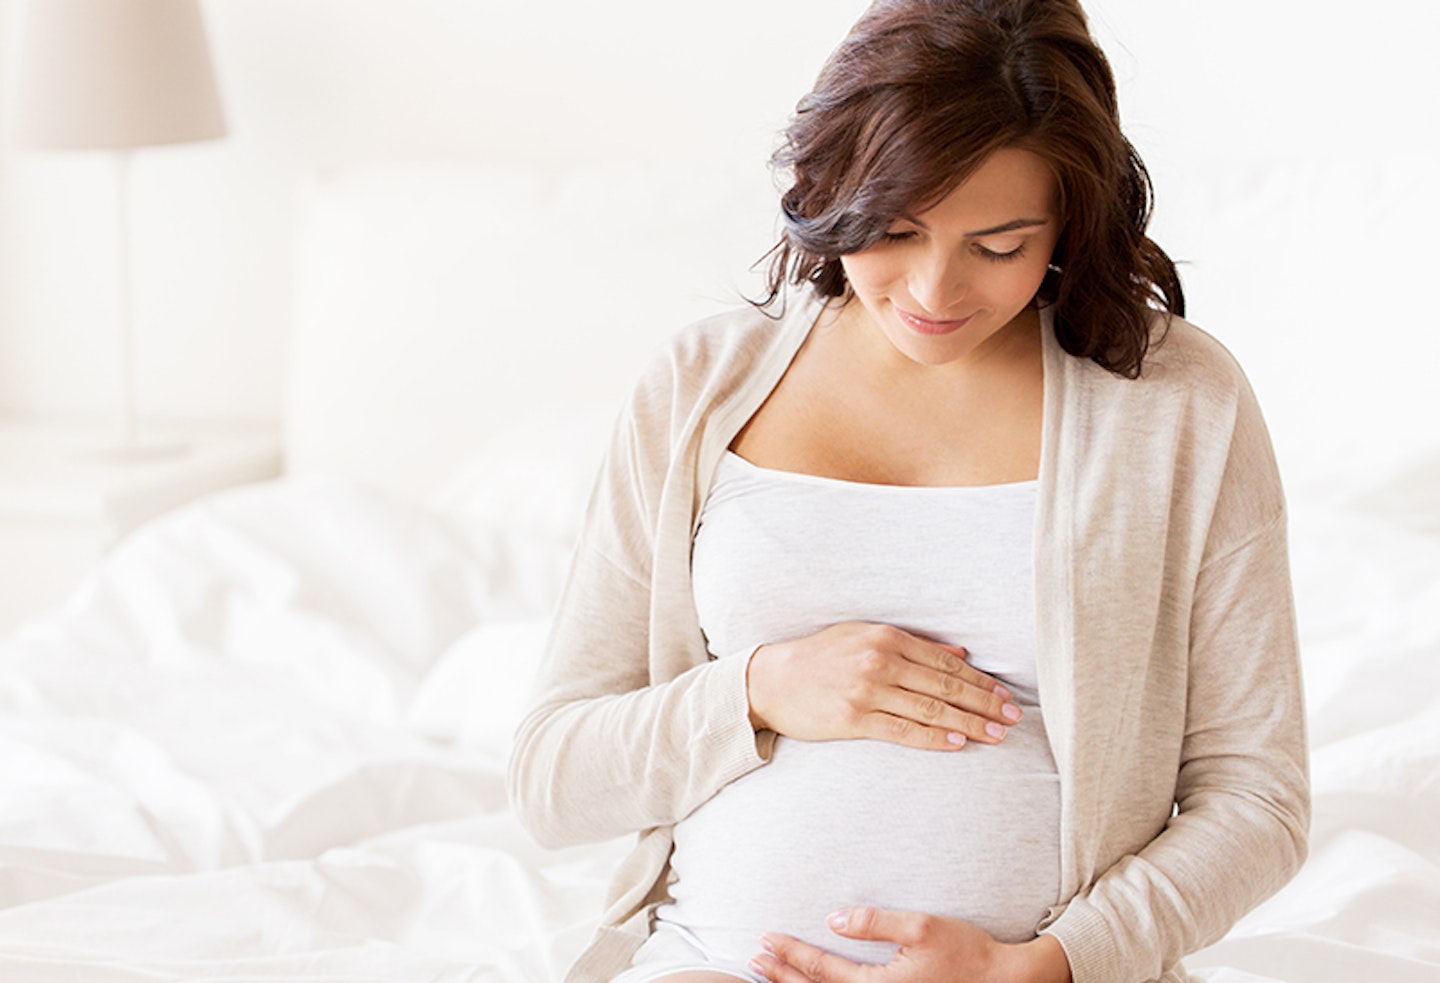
[14,0,227,150]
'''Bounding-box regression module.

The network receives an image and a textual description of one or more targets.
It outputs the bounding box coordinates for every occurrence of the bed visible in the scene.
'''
[1,162,1437,983]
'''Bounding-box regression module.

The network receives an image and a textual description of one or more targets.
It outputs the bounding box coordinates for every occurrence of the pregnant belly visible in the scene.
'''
[658,707,1061,965]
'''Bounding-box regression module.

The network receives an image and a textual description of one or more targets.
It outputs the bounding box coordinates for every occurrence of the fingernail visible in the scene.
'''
[760,935,777,952]
[827,910,849,931]
[947,731,966,746]
[749,960,768,978]
[993,683,1012,699]
[1002,702,1021,722]
[986,722,1006,739]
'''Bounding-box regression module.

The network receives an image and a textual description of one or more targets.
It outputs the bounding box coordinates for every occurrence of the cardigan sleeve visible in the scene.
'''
[1046,517,1310,981]
[506,354,771,850]
[1043,378,1311,981]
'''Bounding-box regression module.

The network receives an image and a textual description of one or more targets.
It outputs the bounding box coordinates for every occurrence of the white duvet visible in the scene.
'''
[1,472,1437,982]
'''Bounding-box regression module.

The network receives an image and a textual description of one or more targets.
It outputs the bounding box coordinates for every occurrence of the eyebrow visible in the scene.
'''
[903,216,1051,237]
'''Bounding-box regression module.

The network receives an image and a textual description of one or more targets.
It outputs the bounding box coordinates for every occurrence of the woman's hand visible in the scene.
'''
[749,907,1072,983]
[745,622,1022,751]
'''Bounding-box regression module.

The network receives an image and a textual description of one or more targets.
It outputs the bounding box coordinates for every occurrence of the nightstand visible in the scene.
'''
[0,415,284,637]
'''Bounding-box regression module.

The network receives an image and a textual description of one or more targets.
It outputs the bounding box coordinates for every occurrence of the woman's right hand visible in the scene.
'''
[745,622,1022,750]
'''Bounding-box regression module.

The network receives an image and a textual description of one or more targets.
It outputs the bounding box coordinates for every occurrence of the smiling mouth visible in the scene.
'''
[896,308,974,336]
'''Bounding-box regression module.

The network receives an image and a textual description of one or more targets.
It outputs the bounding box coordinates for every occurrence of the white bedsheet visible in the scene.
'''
[0,476,628,981]
[1,473,1437,982]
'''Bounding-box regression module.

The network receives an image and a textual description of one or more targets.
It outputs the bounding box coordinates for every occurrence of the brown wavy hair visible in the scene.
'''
[761,0,1183,378]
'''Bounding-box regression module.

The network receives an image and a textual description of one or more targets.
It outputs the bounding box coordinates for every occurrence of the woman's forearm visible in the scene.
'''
[1008,934,1072,983]
[508,650,767,848]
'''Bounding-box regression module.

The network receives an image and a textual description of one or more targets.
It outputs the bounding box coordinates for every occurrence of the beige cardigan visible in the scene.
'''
[507,293,1309,983]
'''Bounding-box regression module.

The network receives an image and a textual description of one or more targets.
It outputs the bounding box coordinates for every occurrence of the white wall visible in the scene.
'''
[0,0,869,427]
[1084,0,1440,498]
[1,0,1437,496]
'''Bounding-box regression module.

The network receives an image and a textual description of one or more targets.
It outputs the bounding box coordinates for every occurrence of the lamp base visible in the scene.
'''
[82,436,192,465]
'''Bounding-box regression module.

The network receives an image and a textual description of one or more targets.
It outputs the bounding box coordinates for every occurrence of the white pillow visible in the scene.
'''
[426,405,617,621]
[404,617,553,754]
[285,161,777,505]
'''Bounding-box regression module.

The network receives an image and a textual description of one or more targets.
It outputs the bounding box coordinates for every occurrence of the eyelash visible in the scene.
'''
[881,232,1027,264]
[977,243,1027,263]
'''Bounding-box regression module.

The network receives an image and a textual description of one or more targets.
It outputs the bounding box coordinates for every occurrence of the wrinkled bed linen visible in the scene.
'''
[0,475,1435,981]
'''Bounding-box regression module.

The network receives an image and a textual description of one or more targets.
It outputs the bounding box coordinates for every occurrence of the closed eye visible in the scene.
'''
[976,242,1027,262]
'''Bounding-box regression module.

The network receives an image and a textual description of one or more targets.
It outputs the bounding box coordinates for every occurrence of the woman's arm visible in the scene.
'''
[507,573,768,850]
[1041,512,1309,982]
[505,370,773,848]
[1017,329,1311,981]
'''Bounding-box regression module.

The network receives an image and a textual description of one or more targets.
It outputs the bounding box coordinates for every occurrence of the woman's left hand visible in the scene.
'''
[749,907,1072,983]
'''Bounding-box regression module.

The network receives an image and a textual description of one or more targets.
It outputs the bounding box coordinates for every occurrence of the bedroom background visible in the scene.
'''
[0,1,1436,982]
[1,0,1436,482]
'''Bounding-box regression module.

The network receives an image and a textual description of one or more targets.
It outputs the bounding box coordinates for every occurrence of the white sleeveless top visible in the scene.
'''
[655,451,1061,965]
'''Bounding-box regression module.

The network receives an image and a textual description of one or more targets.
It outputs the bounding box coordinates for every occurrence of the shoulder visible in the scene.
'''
[1058,311,1263,438]
[1140,315,1277,480]
[627,295,822,425]
[650,300,813,383]
[1139,313,1255,406]
[1064,311,1249,400]
[578,297,822,581]
[1051,310,1285,553]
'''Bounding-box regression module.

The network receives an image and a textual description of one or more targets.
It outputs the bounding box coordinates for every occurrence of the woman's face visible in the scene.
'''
[839,146,1062,368]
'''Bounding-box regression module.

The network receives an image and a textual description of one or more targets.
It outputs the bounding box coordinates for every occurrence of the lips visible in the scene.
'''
[896,307,974,336]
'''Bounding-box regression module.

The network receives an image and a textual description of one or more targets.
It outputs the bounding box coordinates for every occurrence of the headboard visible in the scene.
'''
[284,160,781,504]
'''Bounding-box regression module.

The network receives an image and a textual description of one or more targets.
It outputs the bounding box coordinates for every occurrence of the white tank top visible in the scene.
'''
[656,451,1061,965]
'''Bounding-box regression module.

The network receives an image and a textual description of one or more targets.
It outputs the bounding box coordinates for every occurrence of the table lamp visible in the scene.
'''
[12,0,229,461]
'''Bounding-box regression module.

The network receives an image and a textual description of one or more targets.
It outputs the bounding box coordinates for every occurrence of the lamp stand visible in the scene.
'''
[85,151,190,464]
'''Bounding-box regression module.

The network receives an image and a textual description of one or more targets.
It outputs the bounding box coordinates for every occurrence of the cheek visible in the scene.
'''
[838,252,894,297]
[991,256,1054,306]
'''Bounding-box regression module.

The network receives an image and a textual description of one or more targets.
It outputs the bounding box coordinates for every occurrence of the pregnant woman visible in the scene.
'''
[508,2,1309,981]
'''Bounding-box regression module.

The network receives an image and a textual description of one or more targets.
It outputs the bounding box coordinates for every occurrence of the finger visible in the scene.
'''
[854,709,971,751]
[749,950,819,983]
[756,933,871,983]
[890,660,1021,726]
[827,907,928,946]
[938,645,1013,701]
[868,686,1009,745]
[902,638,1013,701]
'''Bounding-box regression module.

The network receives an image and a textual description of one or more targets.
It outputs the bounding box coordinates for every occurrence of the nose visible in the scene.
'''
[906,247,966,316]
